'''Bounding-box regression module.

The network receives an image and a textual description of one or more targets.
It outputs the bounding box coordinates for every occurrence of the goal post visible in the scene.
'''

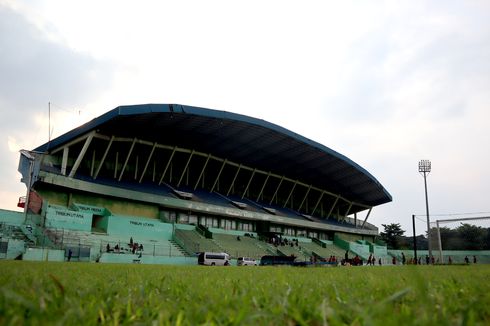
[432,216,490,264]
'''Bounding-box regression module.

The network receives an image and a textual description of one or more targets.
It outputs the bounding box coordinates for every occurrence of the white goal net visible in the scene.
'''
[430,216,490,264]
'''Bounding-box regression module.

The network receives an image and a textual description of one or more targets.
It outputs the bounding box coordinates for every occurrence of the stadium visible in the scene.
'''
[0,104,398,264]
[2,104,488,265]
[0,102,472,266]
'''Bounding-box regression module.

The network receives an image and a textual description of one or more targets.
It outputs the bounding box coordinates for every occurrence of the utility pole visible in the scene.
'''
[47,102,51,151]
[418,160,432,263]
[412,214,417,264]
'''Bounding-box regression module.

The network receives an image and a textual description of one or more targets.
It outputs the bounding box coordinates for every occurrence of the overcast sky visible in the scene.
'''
[1,0,489,234]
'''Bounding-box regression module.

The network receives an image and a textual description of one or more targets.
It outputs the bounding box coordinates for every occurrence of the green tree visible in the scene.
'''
[456,223,487,250]
[436,226,463,250]
[380,223,406,249]
[485,228,490,250]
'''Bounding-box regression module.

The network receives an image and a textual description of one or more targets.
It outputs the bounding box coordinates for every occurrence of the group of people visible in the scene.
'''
[394,254,436,265]
[310,255,338,264]
[326,255,338,263]
[129,237,144,255]
[268,236,300,248]
[367,253,380,266]
[105,237,144,257]
[394,253,478,265]
[341,251,375,266]
[463,255,477,264]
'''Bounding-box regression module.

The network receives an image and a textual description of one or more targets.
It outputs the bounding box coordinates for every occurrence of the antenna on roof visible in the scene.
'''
[46,102,51,152]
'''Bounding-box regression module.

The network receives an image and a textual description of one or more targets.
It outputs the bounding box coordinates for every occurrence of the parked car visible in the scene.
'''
[198,252,230,266]
[237,257,258,266]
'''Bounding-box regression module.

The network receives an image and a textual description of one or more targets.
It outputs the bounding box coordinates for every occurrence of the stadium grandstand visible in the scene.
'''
[2,104,395,264]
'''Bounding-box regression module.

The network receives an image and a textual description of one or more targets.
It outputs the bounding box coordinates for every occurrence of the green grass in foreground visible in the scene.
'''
[0,262,489,325]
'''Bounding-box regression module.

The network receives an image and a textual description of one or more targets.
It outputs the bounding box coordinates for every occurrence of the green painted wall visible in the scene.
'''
[208,227,257,237]
[45,206,93,231]
[336,233,375,244]
[99,253,197,265]
[370,244,388,256]
[38,188,69,207]
[6,239,25,259]
[72,203,111,216]
[70,193,159,219]
[93,215,109,231]
[175,223,196,231]
[0,209,24,226]
[23,248,65,261]
[106,215,174,240]
[38,183,159,219]
[336,232,363,242]
[349,242,370,259]
[39,172,379,237]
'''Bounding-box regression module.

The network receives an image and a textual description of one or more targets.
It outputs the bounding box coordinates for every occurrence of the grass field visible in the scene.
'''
[0,261,489,325]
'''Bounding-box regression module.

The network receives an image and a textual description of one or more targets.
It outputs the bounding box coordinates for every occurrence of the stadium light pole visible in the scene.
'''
[418,160,432,263]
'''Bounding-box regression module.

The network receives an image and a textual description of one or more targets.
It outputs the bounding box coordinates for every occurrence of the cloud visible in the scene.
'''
[0,4,115,210]
[0,4,114,129]
[320,1,490,127]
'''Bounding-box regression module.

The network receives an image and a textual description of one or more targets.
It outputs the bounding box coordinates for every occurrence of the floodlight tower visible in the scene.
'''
[418,159,432,263]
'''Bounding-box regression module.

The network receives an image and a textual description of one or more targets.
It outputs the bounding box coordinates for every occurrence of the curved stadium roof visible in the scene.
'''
[35,104,392,207]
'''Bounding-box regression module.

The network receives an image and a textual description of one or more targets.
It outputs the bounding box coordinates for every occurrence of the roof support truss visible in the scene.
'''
[54,132,374,220]
[178,150,195,187]
[361,207,373,229]
[283,180,298,208]
[344,202,353,220]
[227,164,242,196]
[94,135,114,180]
[256,171,271,202]
[241,168,256,199]
[311,191,325,217]
[118,138,137,181]
[327,196,340,219]
[298,184,312,212]
[68,131,95,178]
[211,159,227,193]
[158,146,177,185]
[270,176,285,205]
[61,147,69,176]
[138,142,157,183]
[194,153,211,190]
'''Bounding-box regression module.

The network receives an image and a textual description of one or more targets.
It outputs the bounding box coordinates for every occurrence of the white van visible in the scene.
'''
[237,257,258,266]
[198,252,230,266]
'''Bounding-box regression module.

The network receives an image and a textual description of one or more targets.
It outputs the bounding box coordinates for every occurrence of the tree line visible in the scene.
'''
[378,222,490,250]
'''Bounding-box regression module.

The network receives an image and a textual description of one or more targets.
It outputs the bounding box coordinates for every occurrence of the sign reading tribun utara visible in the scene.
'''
[129,220,156,228]
[45,207,93,231]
